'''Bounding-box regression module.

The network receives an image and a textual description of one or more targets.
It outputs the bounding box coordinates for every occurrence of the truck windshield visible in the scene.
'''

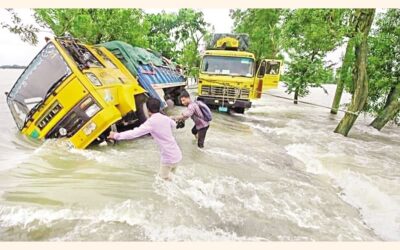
[7,43,71,130]
[201,56,254,77]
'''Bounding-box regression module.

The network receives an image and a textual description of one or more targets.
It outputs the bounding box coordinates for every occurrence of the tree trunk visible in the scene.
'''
[294,87,299,104]
[334,9,375,136]
[330,39,354,114]
[370,83,400,130]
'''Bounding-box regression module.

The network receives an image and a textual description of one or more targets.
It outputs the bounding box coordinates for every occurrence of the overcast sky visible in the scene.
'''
[0,8,234,66]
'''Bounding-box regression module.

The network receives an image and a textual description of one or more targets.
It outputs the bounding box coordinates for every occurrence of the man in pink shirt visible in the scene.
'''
[108,98,182,180]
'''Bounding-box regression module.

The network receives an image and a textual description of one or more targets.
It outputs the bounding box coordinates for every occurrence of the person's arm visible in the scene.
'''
[174,104,195,121]
[170,117,177,128]
[109,120,152,141]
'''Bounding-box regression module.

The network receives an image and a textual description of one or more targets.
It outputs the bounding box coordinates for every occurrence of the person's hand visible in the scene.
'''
[108,131,118,140]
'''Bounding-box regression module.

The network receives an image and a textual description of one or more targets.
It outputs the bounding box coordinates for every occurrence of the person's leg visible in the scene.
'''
[197,126,209,148]
[159,164,172,181]
[191,125,198,139]
[170,164,178,174]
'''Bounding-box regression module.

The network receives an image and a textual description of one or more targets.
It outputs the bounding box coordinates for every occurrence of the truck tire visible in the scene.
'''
[135,93,149,125]
[233,107,245,114]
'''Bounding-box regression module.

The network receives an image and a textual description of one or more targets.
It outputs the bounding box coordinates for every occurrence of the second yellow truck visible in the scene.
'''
[197,33,282,113]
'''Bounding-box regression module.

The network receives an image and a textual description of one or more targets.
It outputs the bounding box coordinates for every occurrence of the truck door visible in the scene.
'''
[253,59,267,99]
[263,60,281,90]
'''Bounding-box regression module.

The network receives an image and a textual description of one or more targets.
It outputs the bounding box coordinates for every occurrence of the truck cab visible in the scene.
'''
[6,37,147,149]
[197,33,281,113]
[198,49,256,113]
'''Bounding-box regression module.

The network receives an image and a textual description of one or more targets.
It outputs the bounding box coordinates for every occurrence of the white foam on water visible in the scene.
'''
[0,205,74,229]
[335,171,400,241]
[286,143,400,240]
[0,200,266,241]
[202,147,260,165]
[285,144,332,176]
[153,175,266,225]
[245,121,309,139]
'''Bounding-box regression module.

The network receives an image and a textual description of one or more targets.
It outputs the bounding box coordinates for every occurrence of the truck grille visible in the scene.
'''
[201,85,250,99]
[45,97,96,139]
[46,110,87,138]
[36,102,63,130]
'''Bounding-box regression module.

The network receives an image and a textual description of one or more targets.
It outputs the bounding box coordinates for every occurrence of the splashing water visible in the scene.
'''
[0,69,399,241]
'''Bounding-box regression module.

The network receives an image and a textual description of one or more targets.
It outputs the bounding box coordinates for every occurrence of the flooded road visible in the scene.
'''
[0,69,399,241]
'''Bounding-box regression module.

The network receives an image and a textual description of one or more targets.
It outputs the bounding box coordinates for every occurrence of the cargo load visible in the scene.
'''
[103,41,187,108]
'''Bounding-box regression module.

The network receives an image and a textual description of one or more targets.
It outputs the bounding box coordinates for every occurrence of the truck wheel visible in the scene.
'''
[233,107,245,114]
[173,86,185,106]
[174,95,181,106]
[135,93,149,125]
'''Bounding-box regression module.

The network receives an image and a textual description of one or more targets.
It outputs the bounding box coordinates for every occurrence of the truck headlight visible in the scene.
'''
[83,122,97,136]
[86,72,102,86]
[59,127,67,136]
[85,103,101,118]
[79,96,101,118]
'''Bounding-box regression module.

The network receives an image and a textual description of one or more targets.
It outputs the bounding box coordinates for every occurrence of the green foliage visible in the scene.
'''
[34,8,209,78]
[175,9,209,47]
[282,9,349,99]
[0,9,39,45]
[366,9,400,123]
[339,39,356,94]
[173,9,210,76]
[146,11,179,59]
[179,41,200,77]
[34,9,150,47]
[230,9,285,60]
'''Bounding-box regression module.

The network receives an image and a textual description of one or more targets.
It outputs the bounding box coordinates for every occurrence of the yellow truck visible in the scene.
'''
[6,36,148,149]
[197,33,282,113]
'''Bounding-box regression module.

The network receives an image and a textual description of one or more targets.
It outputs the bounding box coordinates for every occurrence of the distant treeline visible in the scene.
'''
[0,65,26,69]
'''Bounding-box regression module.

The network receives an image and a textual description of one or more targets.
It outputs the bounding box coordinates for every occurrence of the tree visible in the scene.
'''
[174,9,210,77]
[334,9,376,136]
[367,9,400,130]
[369,83,400,129]
[34,9,150,47]
[330,13,356,114]
[145,9,210,69]
[282,9,348,104]
[230,9,284,60]
[330,40,355,114]
[175,9,209,50]
[34,9,210,78]
[0,9,39,45]
[146,11,180,59]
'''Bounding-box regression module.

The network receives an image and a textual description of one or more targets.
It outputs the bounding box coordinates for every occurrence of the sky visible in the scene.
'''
[0,8,233,66]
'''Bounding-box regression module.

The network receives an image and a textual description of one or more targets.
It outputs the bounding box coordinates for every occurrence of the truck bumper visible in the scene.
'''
[197,96,252,109]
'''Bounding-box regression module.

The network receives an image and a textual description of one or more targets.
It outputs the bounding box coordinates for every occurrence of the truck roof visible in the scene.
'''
[203,49,255,59]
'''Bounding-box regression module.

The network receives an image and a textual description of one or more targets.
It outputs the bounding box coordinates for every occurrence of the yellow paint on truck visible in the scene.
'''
[8,37,147,149]
[197,34,282,113]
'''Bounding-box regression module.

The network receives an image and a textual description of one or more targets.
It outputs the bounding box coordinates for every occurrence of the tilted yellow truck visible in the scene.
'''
[197,33,282,113]
[5,36,148,149]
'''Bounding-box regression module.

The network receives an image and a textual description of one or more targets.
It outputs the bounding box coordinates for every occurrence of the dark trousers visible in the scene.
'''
[191,125,209,148]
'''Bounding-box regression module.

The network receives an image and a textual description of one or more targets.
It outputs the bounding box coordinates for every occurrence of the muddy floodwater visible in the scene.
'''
[0,69,399,241]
